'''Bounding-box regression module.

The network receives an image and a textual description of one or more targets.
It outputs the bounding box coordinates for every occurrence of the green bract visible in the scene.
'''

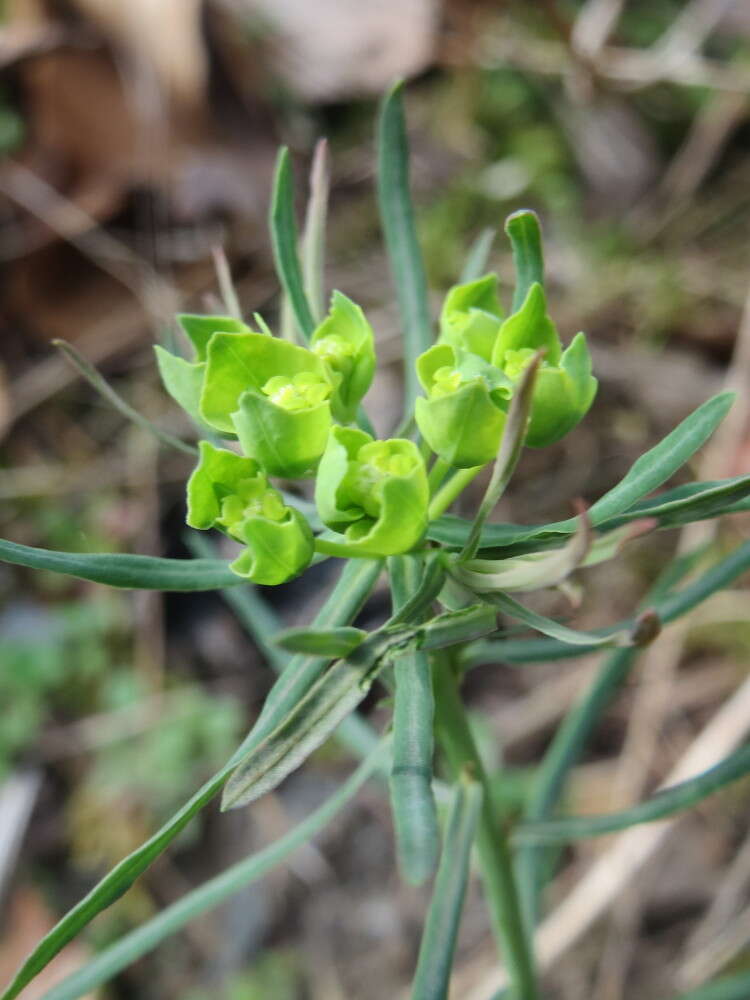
[186,441,313,584]
[315,427,429,555]
[201,332,335,477]
[154,314,251,427]
[491,283,597,448]
[310,291,376,423]
[439,273,504,362]
[415,343,512,468]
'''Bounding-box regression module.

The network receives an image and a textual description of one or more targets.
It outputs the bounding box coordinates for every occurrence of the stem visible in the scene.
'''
[428,466,483,520]
[428,457,451,495]
[433,652,538,1000]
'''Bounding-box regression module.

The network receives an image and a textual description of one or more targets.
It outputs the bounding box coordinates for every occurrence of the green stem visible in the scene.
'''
[433,652,537,1000]
[428,457,451,495]
[428,466,483,520]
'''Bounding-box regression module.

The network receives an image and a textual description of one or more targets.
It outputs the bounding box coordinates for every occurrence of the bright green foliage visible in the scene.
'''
[315,426,429,555]
[187,441,313,584]
[310,290,376,422]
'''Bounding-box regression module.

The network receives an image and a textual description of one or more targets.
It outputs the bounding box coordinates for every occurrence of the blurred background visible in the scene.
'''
[1,1,750,997]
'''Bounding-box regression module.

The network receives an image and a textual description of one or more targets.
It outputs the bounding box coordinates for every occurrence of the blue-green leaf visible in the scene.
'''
[377,82,433,418]
[274,625,367,658]
[410,774,482,1000]
[0,538,240,591]
[270,147,316,341]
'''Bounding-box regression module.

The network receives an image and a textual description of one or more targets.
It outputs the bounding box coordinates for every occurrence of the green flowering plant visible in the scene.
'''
[4,85,750,1000]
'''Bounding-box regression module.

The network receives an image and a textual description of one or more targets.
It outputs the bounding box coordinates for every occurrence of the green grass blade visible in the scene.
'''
[0,538,239,591]
[270,147,316,341]
[516,741,750,844]
[377,82,433,418]
[54,339,198,456]
[671,972,750,1000]
[505,210,544,311]
[460,227,495,284]
[302,138,329,323]
[389,555,439,886]
[40,740,389,1000]
[410,773,482,1000]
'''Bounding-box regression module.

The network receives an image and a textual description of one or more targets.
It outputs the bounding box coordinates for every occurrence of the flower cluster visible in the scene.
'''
[157,217,597,585]
[416,273,597,467]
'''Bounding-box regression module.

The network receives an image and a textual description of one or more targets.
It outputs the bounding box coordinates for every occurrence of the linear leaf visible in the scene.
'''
[486,592,640,648]
[270,147,316,341]
[275,626,367,658]
[516,741,750,844]
[40,741,389,1000]
[505,210,544,311]
[389,554,439,886]
[222,629,407,809]
[302,137,329,323]
[377,82,433,418]
[463,539,750,668]
[588,392,735,524]
[410,774,482,1000]
[54,340,197,456]
[428,461,750,555]
[0,538,240,591]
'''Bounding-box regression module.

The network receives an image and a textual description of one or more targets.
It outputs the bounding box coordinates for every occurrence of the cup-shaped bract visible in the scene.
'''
[200,332,336,476]
[439,273,504,362]
[414,344,511,468]
[154,314,251,427]
[315,427,429,556]
[491,283,597,448]
[187,441,313,585]
[310,291,376,423]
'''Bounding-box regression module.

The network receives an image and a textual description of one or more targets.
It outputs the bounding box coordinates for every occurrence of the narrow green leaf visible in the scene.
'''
[671,972,750,1000]
[428,463,750,555]
[460,227,495,284]
[410,773,483,1000]
[0,538,240,591]
[516,741,750,844]
[377,82,433,418]
[275,626,367,658]
[588,392,735,525]
[270,147,316,341]
[387,551,447,627]
[39,740,389,1000]
[464,539,750,668]
[302,137,329,323]
[54,339,197,456]
[459,352,542,561]
[487,591,646,648]
[222,628,406,809]
[505,209,544,312]
[389,554,439,886]
[417,604,499,650]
